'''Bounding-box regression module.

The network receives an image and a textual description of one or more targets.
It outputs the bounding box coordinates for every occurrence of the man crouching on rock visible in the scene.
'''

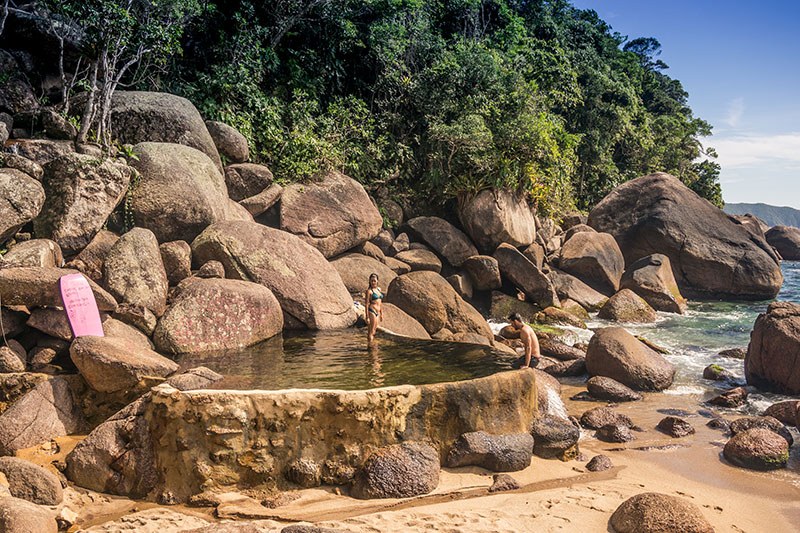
[509,312,540,369]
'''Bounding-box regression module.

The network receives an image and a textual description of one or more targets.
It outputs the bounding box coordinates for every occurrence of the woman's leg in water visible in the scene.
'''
[367,309,378,342]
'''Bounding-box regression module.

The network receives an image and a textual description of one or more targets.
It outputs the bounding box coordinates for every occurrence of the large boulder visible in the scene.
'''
[765,225,800,260]
[579,406,635,430]
[557,231,624,295]
[0,267,117,310]
[0,377,87,454]
[588,172,782,300]
[64,229,118,284]
[103,228,168,316]
[745,302,800,394]
[458,188,536,252]
[0,457,62,504]
[597,289,658,323]
[0,497,58,533]
[494,244,559,308]
[65,397,157,498]
[4,139,74,166]
[529,415,580,460]
[34,153,131,254]
[446,431,533,472]
[280,171,382,258]
[129,142,247,243]
[405,217,478,267]
[586,327,675,391]
[394,249,442,273]
[159,240,192,286]
[385,271,493,343]
[0,168,44,244]
[620,254,687,314]
[206,120,249,163]
[107,91,223,171]
[463,255,502,291]
[2,239,62,268]
[192,221,356,329]
[376,303,430,339]
[330,253,396,296]
[70,336,178,393]
[723,427,789,471]
[224,163,274,202]
[350,442,439,499]
[586,376,642,402]
[547,268,607,311]
[154,278,283,354]
[610,492,714,533]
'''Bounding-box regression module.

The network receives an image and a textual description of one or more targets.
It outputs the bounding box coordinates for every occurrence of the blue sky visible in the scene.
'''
[570,0,800,208]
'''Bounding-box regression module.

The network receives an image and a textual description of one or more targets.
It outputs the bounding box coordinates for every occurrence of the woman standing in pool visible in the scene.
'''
[365,273,384,343]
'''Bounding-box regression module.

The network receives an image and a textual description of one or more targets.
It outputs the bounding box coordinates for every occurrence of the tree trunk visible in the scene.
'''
[77,58,100,145]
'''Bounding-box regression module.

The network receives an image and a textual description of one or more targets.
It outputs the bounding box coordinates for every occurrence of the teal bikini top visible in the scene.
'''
[370,288,384,300]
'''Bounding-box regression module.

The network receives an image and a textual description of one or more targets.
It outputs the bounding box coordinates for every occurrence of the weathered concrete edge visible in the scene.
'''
[145,369,538,501]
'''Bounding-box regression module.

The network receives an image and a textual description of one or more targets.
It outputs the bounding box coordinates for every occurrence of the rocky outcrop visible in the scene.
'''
[723,428,788,470]
[65,229,118,284]
[0,267,117,310]
[588,172,782,300]
[0,457,62,504]
[70,336,178,393]
[192,220,356,329]
[376,303,431,339]
[2,239,62,268]
[280,171,382,258]
[385,271,493,342]
[0,497,58,533]
[765,225,800,260]
[586,376,642,402]
[547,268,607,311]
[240,183,282,217]
[494,244,559,308]
[446,431,533,472]
[597,289,658,323]
[351,442,439,499]
[610,492,714,533]
[619,254,687,314]
[130,142,249,243]
[529,415,579,460]
[763,401,799,426]
[330,253,397,296]
[34,153,131,254]
[224,163,274,202]
[586,327,675,391]
[745,301,800,394]
[103,228,169,316]
[462,255,502,291]
[729,416,792,446]
[394,249,442,273]
[458,188,536,252]
[107,91,223,171]
[538,340,584,361]
[0,377,87,454]
[557,231,624,295]
[534,306,586,329]
[405,217,478,267]
[2,154,43,181]
[0,168,45,244]
[206,120,249,163]
[154,278,283,354]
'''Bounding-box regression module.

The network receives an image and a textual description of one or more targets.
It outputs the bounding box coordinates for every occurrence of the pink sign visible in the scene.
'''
[59,273,104,338]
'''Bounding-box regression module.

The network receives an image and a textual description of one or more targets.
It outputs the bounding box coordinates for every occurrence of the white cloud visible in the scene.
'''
[711,132,800,168]
[724,97,745,127]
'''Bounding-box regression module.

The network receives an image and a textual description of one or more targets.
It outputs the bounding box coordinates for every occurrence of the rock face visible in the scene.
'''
[2,239,62,268]
[154,278,283,354]
[280,171,382,258]
[586,376,642,402]
[746,301,800,394]
[463,255,502,291]
[0,168,45,244]
[70,336,179,393]
[0,267,117,310]
[331,253,396,296]
[610,492,714,533]
[765,225,800,260]
[378,303,430,339]
[557,231,624,295]
[224,163,274,202]
[34,153,131,254]
[459,188,536,252]
[108,91,223,171]
[65,229,118,284]
[0,497,58,533]
[0,457,63,504]
[548,268,607,311]
[129,142,245,243]
[160,241,192,285]
[446,431,533,472]
[529,415,579,460]
[103,228,169,316]
[586,327,675,391]
[723,428,789,470]
[494,244,559,308]
[350,442,440,499]
[385,271,493,342]
[405,217,478,267]
[597,289,658,323]
[192,220,356,329]
[588,172,782,300]
[206,120,248,163]
[66,397,157,498]
[394,249,442,273]
[619,254,687,314]
[0,377,87,454]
